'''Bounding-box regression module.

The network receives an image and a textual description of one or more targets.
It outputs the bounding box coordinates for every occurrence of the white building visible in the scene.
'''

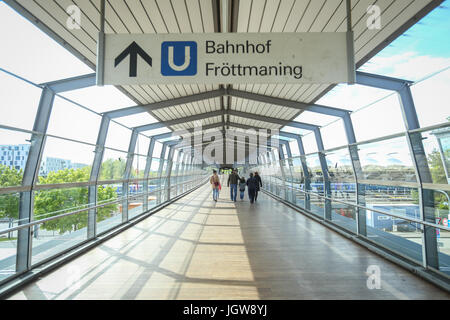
[0,144,30,172]
[0,144,88,175]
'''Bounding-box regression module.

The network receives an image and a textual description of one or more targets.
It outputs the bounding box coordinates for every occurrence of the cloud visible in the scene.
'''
[361,51,450,81]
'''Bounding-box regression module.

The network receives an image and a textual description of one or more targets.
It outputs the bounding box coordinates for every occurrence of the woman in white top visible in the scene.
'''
[210,170,220,201]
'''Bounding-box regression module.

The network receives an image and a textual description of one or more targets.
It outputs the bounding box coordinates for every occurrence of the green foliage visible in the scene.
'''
[0,164,23,187]
[100,158,126,180]
[0,164,23,220]
[428,149,448,185]
[427,149,449,210]
[34,167,118,234]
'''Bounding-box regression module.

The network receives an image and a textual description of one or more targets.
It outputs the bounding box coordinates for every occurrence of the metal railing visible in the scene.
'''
[0,176,208,237]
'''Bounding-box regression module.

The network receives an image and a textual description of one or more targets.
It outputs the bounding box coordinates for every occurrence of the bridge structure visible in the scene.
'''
[0,0,449,299]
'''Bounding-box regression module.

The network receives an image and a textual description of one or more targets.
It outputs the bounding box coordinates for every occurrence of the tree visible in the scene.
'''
[0,164,23,220]
[99,158,126,180]
[34,167,118,234]
[410,149,449,211]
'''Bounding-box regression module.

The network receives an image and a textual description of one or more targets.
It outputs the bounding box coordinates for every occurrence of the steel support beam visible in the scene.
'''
[42,73,96,93]
[356,71,438,268]
[156,143,167,204]
[104,89,225,119]
[121,129,139,223]
[88,115,110,238]
[143,137,155,211]
[17,86,55,272]
[166,147,175,200]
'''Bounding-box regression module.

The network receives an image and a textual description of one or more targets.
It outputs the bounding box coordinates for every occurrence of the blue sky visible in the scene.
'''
[0,1,449,161]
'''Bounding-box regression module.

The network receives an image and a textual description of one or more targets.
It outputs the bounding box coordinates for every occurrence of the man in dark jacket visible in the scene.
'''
[227,169,240,202]
[246,173,258,204]
[254,171,262,202]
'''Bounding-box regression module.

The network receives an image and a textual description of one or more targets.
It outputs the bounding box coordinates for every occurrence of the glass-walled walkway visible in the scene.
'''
[5,183,449,299]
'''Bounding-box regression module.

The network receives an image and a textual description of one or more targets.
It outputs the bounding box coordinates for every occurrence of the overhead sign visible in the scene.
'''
[102,33,352,85]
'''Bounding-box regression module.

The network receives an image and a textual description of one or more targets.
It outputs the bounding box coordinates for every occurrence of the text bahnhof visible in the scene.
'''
[204,40,303,79]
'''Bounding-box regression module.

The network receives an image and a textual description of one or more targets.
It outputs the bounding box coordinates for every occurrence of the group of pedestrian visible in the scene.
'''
[210,169,262,204]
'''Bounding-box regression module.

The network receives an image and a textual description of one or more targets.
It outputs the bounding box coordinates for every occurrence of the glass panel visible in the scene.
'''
[0,191,19,282]
[129,195,145,220]
[47,96,101,145]
[316,83,391,112]
[365,210,423,264]
[38,137,94,184]
[0,129,31,187]
[295,110,337,126]
[32,187,89,265]
[289,140,300,157]
[321,120,347,150]
[412,68,450,128]
[136,134,150,157]
[351,94,404,142]
[435,226,450,276]
[309,193,324,217]
[305,154,323,193]
[100,149,127,181]
[362,184,420,221]
[358,136,417,183]
[303,134,318,154]
[420,128,449,185]
[331,200,357,233]
[326,148,356,200]
[130,154,146,179]
[147,182,158,210]
[423,188,449,274]
[0,71,41,130]
[0,2,93,83]
[104,121,131,152]
[96,183,121,235]
[61,86,135,114]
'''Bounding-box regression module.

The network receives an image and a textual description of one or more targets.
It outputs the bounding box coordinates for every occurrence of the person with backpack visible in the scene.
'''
[246,172,258,204]
[239,177,246,200]
[210,170,220,201]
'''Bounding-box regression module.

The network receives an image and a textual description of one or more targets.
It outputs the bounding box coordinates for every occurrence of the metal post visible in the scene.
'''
[342,112,366,236]
[173,151,182,195]
[157,144,167,204]
[143,137,155,211]
[17,86,55,272]
[88,115,110,238]
[96,0,106,86]
[278,146,288,200]
[346,0,356,84]
[313,128,332,220]
[283,141,295,203]
[166,147,175,200]
[122,129,139,223]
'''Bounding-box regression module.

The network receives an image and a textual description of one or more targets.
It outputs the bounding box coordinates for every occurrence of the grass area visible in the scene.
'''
[0,237,17,242]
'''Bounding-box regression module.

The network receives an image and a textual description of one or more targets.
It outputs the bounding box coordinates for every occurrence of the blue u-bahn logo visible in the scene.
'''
[161,41,197,76]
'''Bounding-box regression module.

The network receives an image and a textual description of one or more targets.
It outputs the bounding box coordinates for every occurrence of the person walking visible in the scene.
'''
[239,177,246,200]
[227,169,240,202]
[210,170,220,201]
[254,171,262,202]
[246,173,258,204]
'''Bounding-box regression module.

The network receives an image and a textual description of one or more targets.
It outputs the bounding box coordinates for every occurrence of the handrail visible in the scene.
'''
[0,178,206,236]
[280,184,450,231]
